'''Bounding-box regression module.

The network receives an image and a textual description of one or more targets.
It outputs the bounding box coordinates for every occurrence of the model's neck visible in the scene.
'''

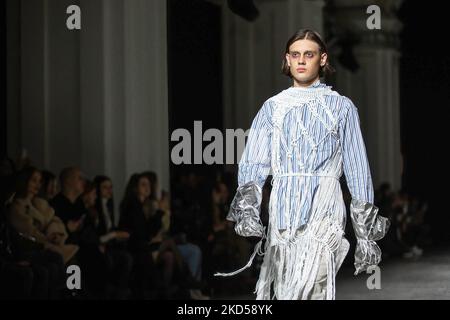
[292,77,320,88]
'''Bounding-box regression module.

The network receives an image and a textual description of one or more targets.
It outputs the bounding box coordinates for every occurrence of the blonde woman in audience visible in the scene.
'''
[8,167,78,264]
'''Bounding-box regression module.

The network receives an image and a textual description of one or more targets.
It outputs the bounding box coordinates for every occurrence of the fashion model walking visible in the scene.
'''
[215,29,390,300]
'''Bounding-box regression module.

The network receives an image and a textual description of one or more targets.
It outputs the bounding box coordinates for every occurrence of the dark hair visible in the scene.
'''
[39,170,56,197]
[93,175,114,220]
[82,179,96,196]
[142,171,157,201]
[93,175,111,191]
[281,28,335,79]
[120,173,150,213]
[119,173,152,230]
[14,166,40,198]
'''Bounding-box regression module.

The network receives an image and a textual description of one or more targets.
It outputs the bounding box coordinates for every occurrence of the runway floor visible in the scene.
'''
[336,247,450,300]
[215,246,450,300]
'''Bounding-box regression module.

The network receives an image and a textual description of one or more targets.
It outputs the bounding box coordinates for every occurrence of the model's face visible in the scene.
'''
[285,39,327,87]
[100,180,113,199]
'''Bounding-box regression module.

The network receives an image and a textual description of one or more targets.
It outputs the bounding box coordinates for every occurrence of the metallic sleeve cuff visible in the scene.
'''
[350,199,390,275]
[226,181,265,238]
[350,199,390,241]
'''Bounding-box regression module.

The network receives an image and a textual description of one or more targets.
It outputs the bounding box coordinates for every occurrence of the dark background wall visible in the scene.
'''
[1,1,5,161]
[167,0,223,182]
[398,1,447,242]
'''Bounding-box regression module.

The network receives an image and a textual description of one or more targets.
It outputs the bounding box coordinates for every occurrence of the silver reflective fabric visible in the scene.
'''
[226,181,265,238]
[350,199,390,275]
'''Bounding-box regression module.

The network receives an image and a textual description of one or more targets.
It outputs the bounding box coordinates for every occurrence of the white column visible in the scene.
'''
[332,0,403,190]
[19,0,50,169]
[102,0,126,218]
[123,0,170,192]
[77,0,170,221]
[6,0,21,161]
[80,0,105,176]
[46,0,82,173]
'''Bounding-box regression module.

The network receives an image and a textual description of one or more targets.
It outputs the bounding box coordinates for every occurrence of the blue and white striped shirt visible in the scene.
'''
[237,80,374,228]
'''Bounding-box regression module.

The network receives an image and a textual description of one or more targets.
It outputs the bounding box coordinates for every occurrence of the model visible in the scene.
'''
[215,29,390,300]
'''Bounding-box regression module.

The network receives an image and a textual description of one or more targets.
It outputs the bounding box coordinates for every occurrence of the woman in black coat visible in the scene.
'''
[119,173,191,299]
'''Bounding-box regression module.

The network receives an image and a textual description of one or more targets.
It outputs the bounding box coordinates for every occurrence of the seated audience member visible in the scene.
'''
[8,167,78,264]
[39,170,58,201]
[80,179,132,299]
[5,167,67,298]
[120,173,203,299]
[50,167,87,244]
[143,171,209,299]
[207,181,252,293]
[1,197,36,299]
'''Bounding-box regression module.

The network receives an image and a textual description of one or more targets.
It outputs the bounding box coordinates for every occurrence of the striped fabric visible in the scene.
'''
[237,79,374,229]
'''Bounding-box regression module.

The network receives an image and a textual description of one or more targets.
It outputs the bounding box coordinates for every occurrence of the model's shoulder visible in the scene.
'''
[341,96,359,113]
[259,97,275,119]
[328,92,356,111]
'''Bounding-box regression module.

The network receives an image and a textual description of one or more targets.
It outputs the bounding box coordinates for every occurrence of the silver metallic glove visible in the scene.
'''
[350,199,390,275]
[226,181,265,238]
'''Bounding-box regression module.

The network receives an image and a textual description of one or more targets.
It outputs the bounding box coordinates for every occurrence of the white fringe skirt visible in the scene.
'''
[255,209,350,300]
